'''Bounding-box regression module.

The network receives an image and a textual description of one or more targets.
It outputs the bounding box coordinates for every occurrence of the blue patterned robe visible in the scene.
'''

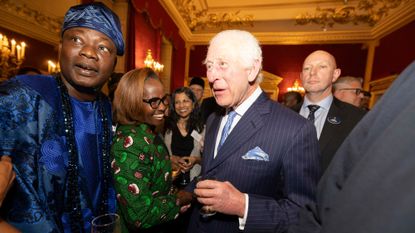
[0,75,116,233]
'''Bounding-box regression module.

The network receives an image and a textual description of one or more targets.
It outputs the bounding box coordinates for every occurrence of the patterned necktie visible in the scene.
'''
[307,105,320,122]
[218,110,237,150]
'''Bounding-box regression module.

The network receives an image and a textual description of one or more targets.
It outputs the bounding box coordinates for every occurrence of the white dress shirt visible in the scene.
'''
[300,94,333,139]
[213,86,262,230]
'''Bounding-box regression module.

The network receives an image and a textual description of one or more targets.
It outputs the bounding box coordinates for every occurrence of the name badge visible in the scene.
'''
[191,130,203,142]
[327,116,341,125]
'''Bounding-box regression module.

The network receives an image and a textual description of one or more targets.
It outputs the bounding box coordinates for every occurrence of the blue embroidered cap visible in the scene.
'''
[62,2,125,56]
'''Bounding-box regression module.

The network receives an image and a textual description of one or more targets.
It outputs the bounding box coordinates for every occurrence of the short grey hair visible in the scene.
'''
[208,30,263,82]
[333,76,363,90]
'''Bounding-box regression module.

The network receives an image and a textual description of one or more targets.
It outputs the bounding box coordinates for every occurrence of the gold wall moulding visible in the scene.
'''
[296,0,408,29]
[173,0,254,31]
[0,0,62,34]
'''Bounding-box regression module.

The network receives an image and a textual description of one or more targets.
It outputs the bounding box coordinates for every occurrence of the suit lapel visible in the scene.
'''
[319,98,343,151]
[205,93,269,173]
[202,112,222,173]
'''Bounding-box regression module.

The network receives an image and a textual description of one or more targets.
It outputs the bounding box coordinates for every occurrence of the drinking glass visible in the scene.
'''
[195,176,217,218]
[91,213,121,233]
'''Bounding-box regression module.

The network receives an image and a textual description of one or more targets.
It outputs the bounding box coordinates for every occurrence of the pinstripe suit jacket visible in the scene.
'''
[187,92,321,233]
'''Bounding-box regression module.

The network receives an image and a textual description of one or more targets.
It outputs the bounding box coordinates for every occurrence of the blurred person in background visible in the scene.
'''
[164,86,205,233]
[164,87,204,187]
[333,76,364,107]
[189,77,205,104]
[282,91,303,110]
[360,90,371,111]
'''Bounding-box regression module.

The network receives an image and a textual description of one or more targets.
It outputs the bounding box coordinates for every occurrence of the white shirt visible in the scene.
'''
[214,86,262,157]
[213,86,262,230]
[300,94,333,139]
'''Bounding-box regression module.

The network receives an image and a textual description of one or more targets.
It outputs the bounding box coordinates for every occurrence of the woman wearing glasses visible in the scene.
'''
[111,68,190,232]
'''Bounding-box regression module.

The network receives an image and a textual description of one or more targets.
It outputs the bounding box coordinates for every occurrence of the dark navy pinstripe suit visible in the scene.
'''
[187,93,321,233]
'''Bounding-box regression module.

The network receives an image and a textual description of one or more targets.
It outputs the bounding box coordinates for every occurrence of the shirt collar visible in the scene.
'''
[232,86,263,117]
[303,94,333,111]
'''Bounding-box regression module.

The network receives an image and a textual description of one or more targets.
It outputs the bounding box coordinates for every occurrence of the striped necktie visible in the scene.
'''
[307,105,320,122]
[218,110,237,150]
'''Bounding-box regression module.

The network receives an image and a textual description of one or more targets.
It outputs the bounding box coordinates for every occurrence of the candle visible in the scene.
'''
[21,42,26,59]
[3,36,9,48]
[11,39,16,56]
[0,34,3,47]
[48,60,52,74]
[16,45,21,61]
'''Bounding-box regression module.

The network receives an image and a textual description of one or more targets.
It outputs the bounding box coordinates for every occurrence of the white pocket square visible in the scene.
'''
[242,146,269,161]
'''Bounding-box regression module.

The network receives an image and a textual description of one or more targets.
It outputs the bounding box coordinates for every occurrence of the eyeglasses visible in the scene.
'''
[143,94,169,109]
[361,90,371,97]
[338,88,363,95]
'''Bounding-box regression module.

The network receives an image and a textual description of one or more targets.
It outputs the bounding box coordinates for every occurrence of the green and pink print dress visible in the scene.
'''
[111,123,180,232]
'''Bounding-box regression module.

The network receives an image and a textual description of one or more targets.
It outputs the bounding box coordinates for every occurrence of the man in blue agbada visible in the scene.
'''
[0,2,124,233]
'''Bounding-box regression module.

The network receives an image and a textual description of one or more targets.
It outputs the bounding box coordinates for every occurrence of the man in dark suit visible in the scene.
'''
[200,96,221,123]
[291,61,415,233]
[294,50,365,172]
[186,30,320,233]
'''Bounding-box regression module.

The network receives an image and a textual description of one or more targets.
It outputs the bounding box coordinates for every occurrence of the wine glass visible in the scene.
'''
[179,158,191,186]
[91,213,121,233]
[195,176,217,218]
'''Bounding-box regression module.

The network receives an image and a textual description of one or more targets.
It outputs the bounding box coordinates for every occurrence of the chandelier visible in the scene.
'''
[287,80,305,94]
[144,49,164,73]
[173,0,254,31]
[47,60,60,74]
[0,32,26,82]
[296,0,408,29]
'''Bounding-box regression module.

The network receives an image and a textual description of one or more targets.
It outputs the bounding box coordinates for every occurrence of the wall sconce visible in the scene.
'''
[144,49,164,73]
[0,33,26,81]
[287,79,305,94]
[47,60,60,74]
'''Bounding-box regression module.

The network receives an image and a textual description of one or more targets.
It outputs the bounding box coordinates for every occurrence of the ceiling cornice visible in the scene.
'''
[159,0,194,42]
[370,0,415,39]
[0,0,62,45]
[161,0,415,45]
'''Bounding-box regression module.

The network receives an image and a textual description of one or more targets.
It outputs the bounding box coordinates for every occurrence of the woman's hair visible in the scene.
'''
[165,87,204,133]
[112,67,160,125]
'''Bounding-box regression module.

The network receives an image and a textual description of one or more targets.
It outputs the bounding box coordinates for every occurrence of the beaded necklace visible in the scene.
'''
[56,75,111,233]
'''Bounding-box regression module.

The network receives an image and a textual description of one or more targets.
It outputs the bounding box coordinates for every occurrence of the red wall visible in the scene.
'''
[189,43,367,101]
[372,20,415,80]
[130,0,186,92]
[130,10,161,69]
[0,26,58,73]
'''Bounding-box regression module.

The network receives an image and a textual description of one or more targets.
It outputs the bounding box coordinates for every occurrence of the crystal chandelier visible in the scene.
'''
[296,0,408,29]
[144,49,164,73]
[0,32,26,82]
[287,79,305,94]
[47,60,60,74]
